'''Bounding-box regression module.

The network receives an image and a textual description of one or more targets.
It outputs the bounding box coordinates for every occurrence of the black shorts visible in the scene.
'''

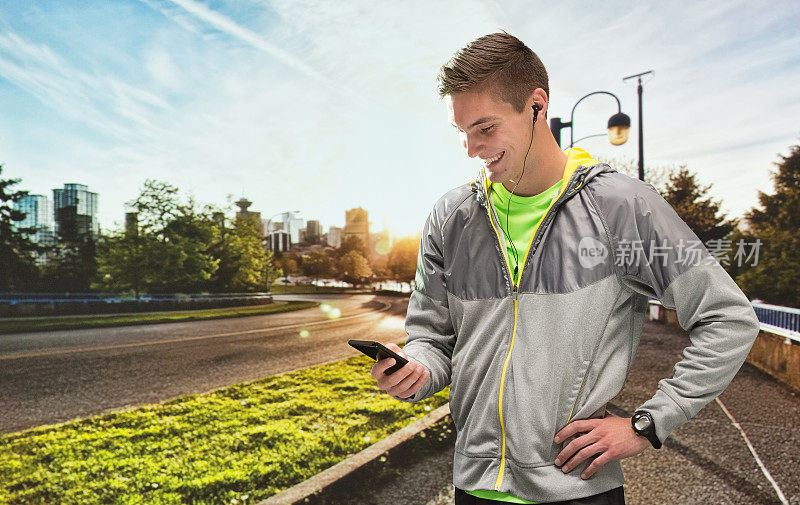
[454,486,625,505]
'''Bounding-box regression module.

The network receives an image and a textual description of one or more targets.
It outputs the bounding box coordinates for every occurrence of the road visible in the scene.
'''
[0,294,409,433]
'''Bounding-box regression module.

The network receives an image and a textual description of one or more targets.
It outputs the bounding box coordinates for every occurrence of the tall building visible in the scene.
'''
[13,194,55,246]
[265,212,303,244]
[327,226,343,248]
[306,220,322,244]
[344,207,369,251]
[53,183,99,238]
[265,211,302,251]
[287,214,304,244]
[267,232,291,252]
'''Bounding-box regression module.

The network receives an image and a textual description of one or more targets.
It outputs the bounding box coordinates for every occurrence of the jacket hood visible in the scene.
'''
[469,147,613,209]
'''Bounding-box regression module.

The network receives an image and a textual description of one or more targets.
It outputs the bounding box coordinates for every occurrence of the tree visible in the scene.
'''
[95,180,219,295]
[747,143,800,231]
[661,166,736,244]
[0,165,39,291]
[387,236,419,288]
[127,179,182,233]
[122,180,218,293]
[95,232,166,297]
[217,216,273,292]
[735,142,800,307]
[337,250,372,287]
[43,236,98,292]
[369,253,390,283]
[302,250,334,286]
[273,252,302,285]
[337,235,367,258]
[42,200,100,293]
[162,211,219,293]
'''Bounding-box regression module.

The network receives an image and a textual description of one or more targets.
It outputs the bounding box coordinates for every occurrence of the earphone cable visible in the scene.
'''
[503,106,536,282]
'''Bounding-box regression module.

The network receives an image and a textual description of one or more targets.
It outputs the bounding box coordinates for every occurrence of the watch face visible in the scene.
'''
[634,415,652,431]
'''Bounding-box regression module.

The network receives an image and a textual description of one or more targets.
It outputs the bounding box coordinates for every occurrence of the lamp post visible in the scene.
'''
[622,70,654,181]
[550,91,631,150]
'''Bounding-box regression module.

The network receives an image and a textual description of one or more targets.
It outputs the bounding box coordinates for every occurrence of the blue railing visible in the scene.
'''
[649,299,800,344]
[752,301,800,343]
[0,292,272,304]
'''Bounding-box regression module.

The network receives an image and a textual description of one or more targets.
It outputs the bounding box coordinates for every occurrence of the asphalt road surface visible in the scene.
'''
[0,294,410,433]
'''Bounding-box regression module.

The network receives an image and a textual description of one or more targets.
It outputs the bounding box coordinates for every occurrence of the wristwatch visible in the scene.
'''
[631,411,662,449]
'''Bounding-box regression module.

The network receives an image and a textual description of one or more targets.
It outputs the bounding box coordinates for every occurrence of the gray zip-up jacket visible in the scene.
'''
[396,152,760,502]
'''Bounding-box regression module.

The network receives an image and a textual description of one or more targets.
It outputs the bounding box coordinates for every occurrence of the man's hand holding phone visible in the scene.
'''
[369,343,430,399]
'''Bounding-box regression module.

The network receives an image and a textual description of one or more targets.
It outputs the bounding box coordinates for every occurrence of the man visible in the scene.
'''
[370,32,759,504]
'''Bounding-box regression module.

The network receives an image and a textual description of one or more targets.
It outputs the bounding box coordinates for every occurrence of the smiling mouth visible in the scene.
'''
[482,151,504,170]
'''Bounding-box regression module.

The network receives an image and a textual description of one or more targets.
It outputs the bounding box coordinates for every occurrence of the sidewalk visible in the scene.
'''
[266,319,800,505]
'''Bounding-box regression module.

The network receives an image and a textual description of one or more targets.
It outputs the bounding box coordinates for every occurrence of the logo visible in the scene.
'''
[578,237,608,268]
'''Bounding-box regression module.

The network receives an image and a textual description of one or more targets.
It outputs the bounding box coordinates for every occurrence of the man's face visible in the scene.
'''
[446,90,533,185]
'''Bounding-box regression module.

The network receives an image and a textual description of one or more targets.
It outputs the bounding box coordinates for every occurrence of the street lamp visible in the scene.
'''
[550,91,631,149]
[622,70,654,181]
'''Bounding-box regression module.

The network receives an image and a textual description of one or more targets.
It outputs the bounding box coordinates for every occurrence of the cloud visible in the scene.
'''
[145,48,183,91]
[151,0,330,85]
[0,31,171,144]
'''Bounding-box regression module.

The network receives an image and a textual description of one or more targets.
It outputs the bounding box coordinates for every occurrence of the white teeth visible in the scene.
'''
[482,152,503,165]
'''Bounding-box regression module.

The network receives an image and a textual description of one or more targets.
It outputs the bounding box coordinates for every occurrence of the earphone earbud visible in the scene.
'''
[532,104,539,125]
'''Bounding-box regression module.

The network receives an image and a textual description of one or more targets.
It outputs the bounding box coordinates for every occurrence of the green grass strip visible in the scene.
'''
[0,354,449,505]
[0,301,319,334]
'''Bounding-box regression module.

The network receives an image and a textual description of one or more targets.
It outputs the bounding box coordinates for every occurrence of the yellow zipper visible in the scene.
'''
[494,296,519,489]
[483,173,574,491]
[566,376,587,424]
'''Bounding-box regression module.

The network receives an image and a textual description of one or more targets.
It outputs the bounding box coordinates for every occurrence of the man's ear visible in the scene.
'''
[527,88,549,120]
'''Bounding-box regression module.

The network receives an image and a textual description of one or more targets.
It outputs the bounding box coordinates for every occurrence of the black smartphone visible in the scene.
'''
[348,339,409,375]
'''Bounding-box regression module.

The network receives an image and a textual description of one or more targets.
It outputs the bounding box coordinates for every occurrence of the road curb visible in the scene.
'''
[259,403,452,505]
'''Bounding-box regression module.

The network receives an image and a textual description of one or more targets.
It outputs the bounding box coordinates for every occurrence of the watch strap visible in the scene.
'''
[632,411,662,449]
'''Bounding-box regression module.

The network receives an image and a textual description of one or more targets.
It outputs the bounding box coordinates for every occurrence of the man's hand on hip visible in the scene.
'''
[370,343,430,399]
[553,413,651,479]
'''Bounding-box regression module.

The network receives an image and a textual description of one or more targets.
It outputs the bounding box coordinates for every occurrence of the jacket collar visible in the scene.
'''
[469,147,612,209]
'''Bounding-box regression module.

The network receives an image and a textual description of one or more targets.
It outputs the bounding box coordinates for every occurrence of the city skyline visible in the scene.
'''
[1,1,799,236]
[15,179,399,248]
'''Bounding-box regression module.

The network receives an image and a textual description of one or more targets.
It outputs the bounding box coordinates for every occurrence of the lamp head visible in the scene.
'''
[607,112,631,146]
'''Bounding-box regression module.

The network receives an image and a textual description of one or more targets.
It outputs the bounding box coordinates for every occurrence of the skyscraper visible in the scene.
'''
[287,214,304,244]
[306,220,322,244]
[53,183,99,239]
[345,207,369,251]
[13,194,55,246]
[326,226,343,248]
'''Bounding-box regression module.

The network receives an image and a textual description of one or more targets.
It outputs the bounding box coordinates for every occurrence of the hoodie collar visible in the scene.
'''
[470,147,611,208]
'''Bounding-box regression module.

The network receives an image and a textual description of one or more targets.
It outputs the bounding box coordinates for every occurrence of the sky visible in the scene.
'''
[1,0,799,238]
